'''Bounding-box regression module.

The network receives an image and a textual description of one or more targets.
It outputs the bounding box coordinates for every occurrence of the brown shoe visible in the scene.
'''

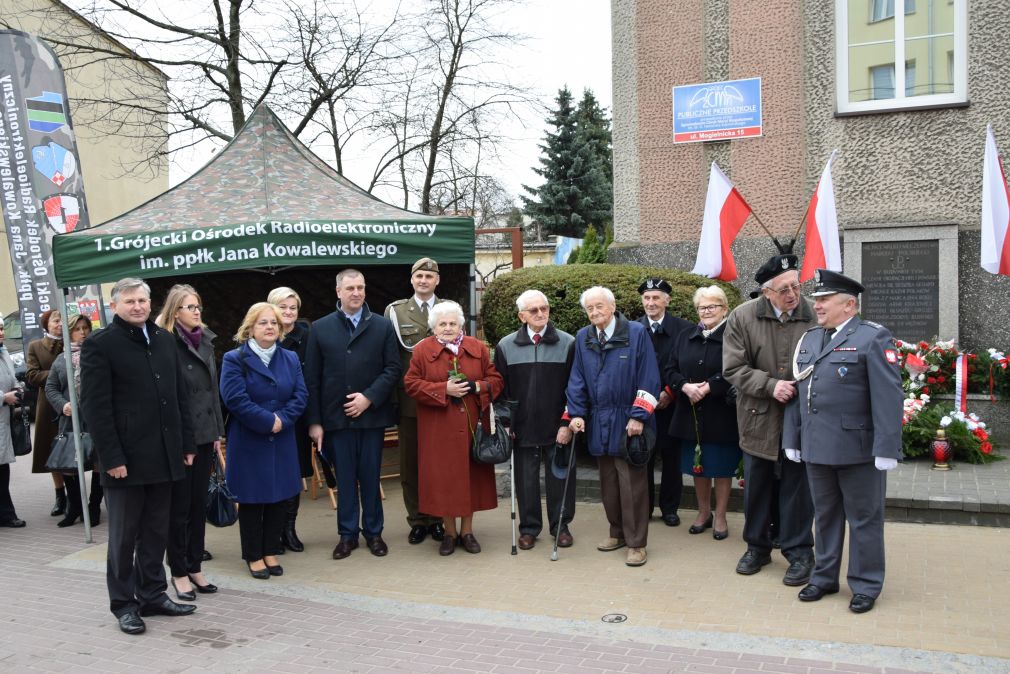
[517,534,535,550]
[438,535,456,556]
[557,530,574,548]
[332,537,358,560]
[625,547,647,566]
[597,537,626,552]
[459,533,481,554]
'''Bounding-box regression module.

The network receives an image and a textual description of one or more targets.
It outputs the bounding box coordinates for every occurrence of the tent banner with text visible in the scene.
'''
[52,218,476,286]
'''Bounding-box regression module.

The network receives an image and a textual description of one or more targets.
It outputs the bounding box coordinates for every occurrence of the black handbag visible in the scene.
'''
[470,401,514,465]
[45,432,93,471]
[206,451,238,527]
[10,405,31,457]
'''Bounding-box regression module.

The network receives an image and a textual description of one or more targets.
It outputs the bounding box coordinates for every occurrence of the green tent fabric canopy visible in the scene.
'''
[52,105,475,287]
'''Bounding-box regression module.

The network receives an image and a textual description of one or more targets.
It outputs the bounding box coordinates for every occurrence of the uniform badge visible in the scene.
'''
[781,258,789,270]
[837,366,848,378]
[885,349,898,364]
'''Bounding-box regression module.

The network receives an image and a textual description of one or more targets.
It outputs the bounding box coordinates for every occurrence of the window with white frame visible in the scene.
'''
[837,0,967,113]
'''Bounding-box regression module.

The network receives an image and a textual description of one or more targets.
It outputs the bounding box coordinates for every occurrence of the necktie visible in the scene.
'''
[822,328,836,349]
[652,322,660,334]
[532,333,541,345]
[598,330,607,345]
[421,301,429,317]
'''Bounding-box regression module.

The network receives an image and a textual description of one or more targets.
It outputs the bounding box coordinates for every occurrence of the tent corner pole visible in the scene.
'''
[58,288,92,544]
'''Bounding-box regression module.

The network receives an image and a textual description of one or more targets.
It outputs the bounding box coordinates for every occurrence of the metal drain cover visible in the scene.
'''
[601,613,627,623]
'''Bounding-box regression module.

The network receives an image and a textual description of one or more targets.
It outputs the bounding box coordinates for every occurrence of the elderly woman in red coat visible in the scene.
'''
[404,300,503,556]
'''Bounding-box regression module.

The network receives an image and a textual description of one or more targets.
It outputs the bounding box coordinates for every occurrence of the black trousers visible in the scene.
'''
[105,481,173,617]
[0,463,16,521]
[167,443,213,576]
[742,452,814,561]
[514,444,575,537]
[238,501,287,561]
[648,407,682,516]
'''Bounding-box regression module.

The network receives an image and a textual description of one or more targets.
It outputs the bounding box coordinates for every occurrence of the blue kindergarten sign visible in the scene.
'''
[672,77,762,144]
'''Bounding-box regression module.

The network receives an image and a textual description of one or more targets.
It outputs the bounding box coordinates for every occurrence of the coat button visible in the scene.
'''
[812,409,818,414]
[161,399,167,405]
[697,360,704,365]
[155,373,161,379]
[813,376,819,381]
[187,365,193,370]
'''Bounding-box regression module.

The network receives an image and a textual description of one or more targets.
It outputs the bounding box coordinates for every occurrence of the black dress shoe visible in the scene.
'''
[366,536,388,557]
[247,562,270,580]
[201,550,213,561]
[712,528,729,541]
[139,598,197,617]
[0,517,26,528]
[798,584,839,602]
[117,611,146,635]
[267,564,283,576]
[189,575,218,594]
[662,513,681,527]
[171,578,196,601]
[783,557,814,586]
[735,550,772,575]
[429,522,445,541]
[408,525,428,545]
[849,594,876,614]
[332,537,359,560]
[688,515,713,534]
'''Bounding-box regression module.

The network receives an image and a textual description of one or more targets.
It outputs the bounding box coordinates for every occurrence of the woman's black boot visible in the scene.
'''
[281,494,304,552]
[58,477,82,528]
[51,487,67,517]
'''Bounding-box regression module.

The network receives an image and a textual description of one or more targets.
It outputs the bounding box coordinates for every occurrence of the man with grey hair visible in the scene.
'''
[493,289,576,550]
[723,254,816,585]
[82,277,198,635]
[566,286,661,567]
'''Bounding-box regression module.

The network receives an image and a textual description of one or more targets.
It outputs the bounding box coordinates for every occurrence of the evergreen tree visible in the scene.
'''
[572,90,613,232]
[567,225,608,264]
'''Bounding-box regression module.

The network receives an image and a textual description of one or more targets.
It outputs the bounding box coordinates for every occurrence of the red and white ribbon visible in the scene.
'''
[633,390,658,415]
[954,354,969,413]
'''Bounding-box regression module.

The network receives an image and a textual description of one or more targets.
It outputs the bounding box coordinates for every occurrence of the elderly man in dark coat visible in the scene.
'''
[306,269,400,561]
[567,286,661,567]
[81,277,198,635]
[636,277,694,526]
[783,270,903,614]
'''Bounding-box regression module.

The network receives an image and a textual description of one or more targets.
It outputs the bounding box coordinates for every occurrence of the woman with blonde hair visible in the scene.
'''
[220,302,307,579]
[155,284,225,599]
[267,286,312,552]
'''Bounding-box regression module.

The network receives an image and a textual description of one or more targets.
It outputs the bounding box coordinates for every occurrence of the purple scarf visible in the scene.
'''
[436,331,464,355]
[177,323,203,350]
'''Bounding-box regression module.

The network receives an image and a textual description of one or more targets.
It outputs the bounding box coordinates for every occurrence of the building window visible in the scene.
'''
[837,0,967,113]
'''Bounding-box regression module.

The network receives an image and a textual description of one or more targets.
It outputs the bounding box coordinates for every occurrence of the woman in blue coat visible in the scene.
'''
[220,302,307,580]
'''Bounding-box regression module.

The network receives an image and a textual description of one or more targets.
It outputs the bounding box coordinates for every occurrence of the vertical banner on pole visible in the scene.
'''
[0,29,102,344]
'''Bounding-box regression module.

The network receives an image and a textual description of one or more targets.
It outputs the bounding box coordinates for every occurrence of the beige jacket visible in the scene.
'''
[722,296,815,460]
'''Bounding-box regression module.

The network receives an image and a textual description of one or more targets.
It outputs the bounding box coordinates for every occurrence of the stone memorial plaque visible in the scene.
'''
[861,240,939,342]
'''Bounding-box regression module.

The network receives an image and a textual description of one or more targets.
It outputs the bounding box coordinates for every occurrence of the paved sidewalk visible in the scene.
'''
[3,459,1009,674]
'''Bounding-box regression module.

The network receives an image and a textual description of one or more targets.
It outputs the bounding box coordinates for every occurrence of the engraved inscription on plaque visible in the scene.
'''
[861,240,939,342]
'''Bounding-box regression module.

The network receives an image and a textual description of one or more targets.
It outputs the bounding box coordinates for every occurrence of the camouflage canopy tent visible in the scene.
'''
[51,105,476,341]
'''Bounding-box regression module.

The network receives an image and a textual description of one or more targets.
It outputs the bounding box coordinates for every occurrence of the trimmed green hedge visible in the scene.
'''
[480,264,742,344]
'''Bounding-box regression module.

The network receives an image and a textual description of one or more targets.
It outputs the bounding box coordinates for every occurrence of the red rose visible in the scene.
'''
[693,465,703,474]
[921,387,930,395]
[918,341,929,349]
[981,442,992,455]
[937,376,946,383]
[927,377,937,384]
[738,479,745,488]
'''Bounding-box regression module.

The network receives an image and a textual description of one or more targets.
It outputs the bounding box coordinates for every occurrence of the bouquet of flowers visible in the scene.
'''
[901,402,999,464]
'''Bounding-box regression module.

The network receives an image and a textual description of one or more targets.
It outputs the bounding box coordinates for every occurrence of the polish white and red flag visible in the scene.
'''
[799,150,841,282]
[981,124,1010,276]
[691,162,752,281]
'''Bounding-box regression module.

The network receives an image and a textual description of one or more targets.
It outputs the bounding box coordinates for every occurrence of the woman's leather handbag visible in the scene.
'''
[206,451,238,527]
[10,405,31,457]
[470,401,514,465]
[45,432,93,471]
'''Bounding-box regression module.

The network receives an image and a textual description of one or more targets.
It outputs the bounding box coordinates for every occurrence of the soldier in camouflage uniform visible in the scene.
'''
[384,258,446,545]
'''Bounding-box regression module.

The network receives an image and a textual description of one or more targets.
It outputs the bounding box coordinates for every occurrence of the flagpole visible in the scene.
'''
[747,210,788,254]
[787,198,814,253]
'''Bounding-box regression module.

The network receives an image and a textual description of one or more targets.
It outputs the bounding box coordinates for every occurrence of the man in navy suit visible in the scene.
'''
[637,278,693,526]
[305,269,401,560]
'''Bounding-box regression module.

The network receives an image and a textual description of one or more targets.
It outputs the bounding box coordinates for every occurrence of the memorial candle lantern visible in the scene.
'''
[931,429,952,471]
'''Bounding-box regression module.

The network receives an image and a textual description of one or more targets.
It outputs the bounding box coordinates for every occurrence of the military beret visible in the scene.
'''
[638,278,673,295]
[411,257,439,275]
[754,254,799,285]
[811,269,864,297]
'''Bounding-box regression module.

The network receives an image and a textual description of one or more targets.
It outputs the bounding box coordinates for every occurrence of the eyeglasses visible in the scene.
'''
[697,304,724,313]
[182,305,203,313]
[524,306,550,315]
[768,283,801,296]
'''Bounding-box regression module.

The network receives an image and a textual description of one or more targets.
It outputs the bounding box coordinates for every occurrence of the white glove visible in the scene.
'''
[784,448,802,463]
[875,457,898,471]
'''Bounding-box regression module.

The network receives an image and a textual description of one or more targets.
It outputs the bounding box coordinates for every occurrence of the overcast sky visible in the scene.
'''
[168,0,614,209]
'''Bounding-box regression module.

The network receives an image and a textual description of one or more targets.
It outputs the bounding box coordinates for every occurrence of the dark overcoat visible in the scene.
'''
[220,344,307,504]
[638,312,695,440]
[80,316,197,488]
[665,322,739,444]
[565,313,662,457]
[404,335,503,517]
[280,319,313,477]
[174,327,225,446]
[304,304,400,431]
[27,335,63,472]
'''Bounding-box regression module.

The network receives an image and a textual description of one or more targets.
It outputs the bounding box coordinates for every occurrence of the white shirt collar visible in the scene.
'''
[599,315,617,340]
[526,325,546,341]
[831,315,856,335]
[413,296,434,311]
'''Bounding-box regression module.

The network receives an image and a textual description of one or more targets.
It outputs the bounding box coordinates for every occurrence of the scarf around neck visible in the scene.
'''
[701,318,727,340]
[248,339,276,366]
[177,323,203,350]
[69,341,83,394]
[436,331,465,355]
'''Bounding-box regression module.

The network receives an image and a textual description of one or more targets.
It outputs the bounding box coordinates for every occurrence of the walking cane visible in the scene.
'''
[510,450,518,555]
[550,434,578,562]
